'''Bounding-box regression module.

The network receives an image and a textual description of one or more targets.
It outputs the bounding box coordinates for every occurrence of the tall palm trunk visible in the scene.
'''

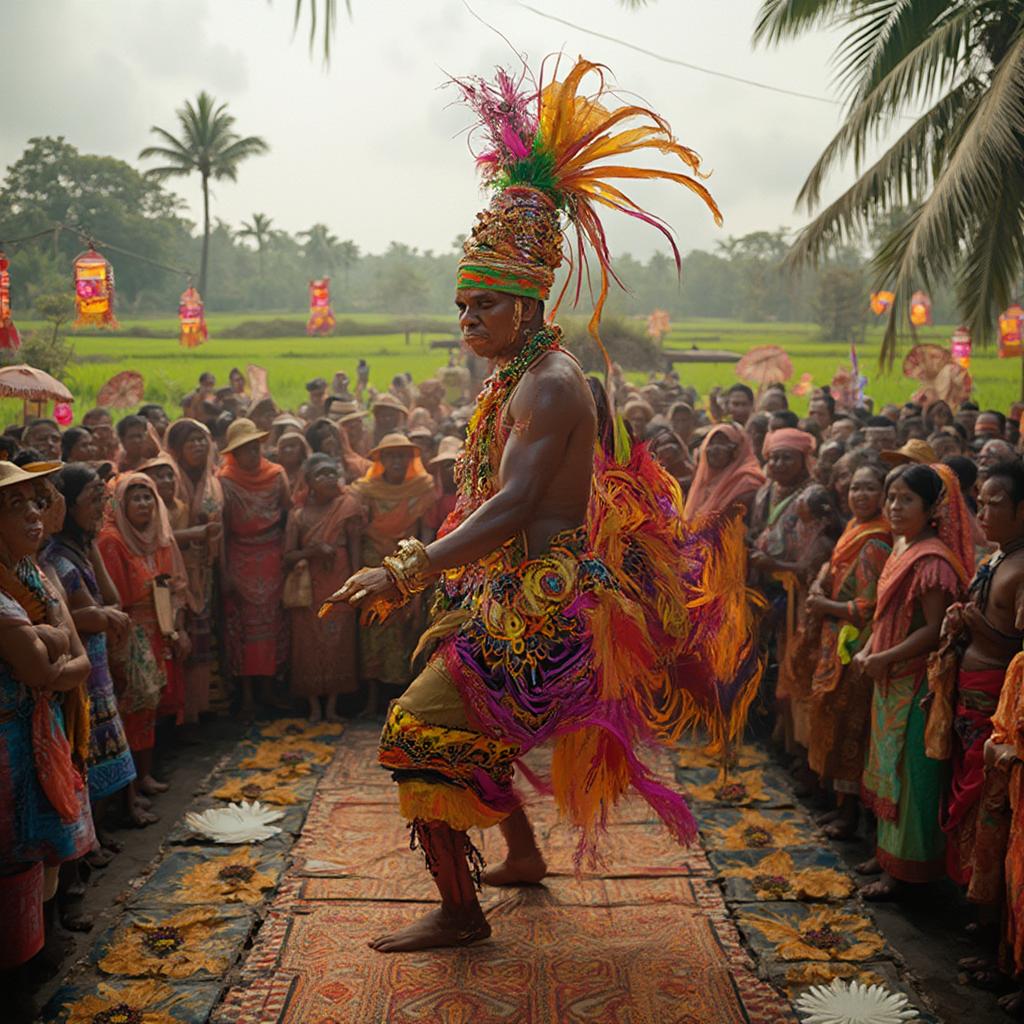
[200,172,211,302]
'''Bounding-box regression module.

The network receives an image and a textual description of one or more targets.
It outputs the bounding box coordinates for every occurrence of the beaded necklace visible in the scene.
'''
[456,324,563,503]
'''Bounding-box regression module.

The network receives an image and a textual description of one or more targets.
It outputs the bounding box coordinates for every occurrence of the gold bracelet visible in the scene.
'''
[382,538,431,598]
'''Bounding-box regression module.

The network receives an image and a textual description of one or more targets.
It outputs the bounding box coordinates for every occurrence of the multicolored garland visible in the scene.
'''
[455,323,562,505]
[0,251,20,351]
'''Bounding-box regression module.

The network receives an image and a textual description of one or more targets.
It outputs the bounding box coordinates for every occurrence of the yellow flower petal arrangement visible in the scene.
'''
[705,809,810,851]
[718,850,855,901]
[63,979,184,1024]
[98,909,230,979]
[688,769,770,807]
[211,770,302,806]
[259,718,344,740]
[238,738,331,772]
[176,847,277,905]
[741,906,887,963]
[783,962,889,997]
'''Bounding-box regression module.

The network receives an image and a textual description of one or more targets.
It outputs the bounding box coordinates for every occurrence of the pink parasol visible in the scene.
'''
[902,344,949,381]
[97,370,145,409]
[735,346,793,387]
[0,364,73,403]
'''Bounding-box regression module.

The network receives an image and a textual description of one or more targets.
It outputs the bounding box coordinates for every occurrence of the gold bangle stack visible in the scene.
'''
[382,538,431,598]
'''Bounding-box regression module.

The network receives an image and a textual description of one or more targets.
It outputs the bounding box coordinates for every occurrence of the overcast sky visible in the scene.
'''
[3,0,861,260]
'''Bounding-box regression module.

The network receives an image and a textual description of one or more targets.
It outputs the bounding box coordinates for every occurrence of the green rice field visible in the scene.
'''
[7,311,1019,425]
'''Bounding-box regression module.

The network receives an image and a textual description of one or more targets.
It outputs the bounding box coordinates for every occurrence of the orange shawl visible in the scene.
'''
[828,517,892,600]
[353,456,436,550]
[683,423,764,520]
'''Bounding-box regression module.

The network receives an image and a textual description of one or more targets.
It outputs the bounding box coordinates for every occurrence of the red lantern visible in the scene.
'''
[73,249,118,329]
[909,290,932,327]
[0,251,20,351]
[178,286,208,348]
[999,303,1023,359]
[306,278,335,336]
[951,325,972,370]
[869,291,894,316]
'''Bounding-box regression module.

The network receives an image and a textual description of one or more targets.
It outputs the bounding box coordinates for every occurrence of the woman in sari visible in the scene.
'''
[855,463,972,899]
[98,474,189,799]
[805,462,892,838]
[307,416,370,483]
[46,465,139,843]
[274,430,312,499]
[284,454,363,721]
[164,419,225,725]
[684,422,765,522]
[217,418,290,721]
[352,433,437,713]
[0,464,95,994]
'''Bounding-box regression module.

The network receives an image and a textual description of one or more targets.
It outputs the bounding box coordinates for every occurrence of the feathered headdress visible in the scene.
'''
[455,57,723,350]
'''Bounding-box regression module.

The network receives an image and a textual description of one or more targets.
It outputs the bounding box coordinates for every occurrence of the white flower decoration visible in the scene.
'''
[795,979,919,1024]
[184,801,285,844]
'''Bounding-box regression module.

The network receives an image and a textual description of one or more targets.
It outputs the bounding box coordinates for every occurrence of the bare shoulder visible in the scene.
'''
[513,349,591,415]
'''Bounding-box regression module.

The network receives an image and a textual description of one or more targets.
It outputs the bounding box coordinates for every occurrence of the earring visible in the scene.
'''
[510,298,523,342]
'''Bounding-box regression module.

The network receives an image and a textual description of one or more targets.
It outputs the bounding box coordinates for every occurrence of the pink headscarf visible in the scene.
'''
[683,423,765,520]
[762,427,817,472]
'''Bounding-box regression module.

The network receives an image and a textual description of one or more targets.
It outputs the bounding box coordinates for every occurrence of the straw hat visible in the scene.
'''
[368,432,419,459]
[430,436,462,466]
[0,460,61,490]
[339,410,368,427]
[880,439,937,466]
[372,393,409,415]
[272,413,304,431]
[221,417,268,454]
[408,425,434,441]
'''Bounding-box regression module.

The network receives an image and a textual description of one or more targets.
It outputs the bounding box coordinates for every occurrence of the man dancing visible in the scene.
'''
[327,57,743,953]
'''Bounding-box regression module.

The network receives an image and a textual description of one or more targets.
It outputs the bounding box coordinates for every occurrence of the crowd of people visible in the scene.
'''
[3,356,1024,1012]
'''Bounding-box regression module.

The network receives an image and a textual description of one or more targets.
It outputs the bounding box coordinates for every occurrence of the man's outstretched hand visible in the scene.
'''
[321,566,399,618]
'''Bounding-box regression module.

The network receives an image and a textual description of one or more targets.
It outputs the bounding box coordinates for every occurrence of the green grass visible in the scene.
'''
[5,313,1019,426]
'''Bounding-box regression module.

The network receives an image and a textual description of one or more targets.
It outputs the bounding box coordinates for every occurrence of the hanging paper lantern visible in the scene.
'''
[306,278,335,337]
[73,249,118,330]
[178,285,208,349]
[909,290,932,327]
[0,251,20,351]
[53,402,74,426]
[998,303,1023,359]
[951,325,972,370]
[869,291,894,316]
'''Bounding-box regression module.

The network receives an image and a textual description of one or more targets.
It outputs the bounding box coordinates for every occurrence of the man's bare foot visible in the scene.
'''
[307,699,322,724]
[854,856,882,876]
[860,873,900,901]
[482,852,548,887]
[325,710,343,724]
[997,990,1024,1016]
[139,775,168,796]
[368,907,491,953]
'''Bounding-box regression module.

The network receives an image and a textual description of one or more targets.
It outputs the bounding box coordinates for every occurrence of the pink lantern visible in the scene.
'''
[53,401,74,426]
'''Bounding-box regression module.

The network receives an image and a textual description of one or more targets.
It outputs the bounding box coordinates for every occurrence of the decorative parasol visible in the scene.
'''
[791,372,814,397]
[902,344,949,381]
[97,370,145,409]
[0,364,73,403]
[735,345,793,388]
[247,365,269,404]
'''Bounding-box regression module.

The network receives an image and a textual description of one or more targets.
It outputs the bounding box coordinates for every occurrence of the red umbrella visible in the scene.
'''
[97,370,145,409]
[735,346,793,387]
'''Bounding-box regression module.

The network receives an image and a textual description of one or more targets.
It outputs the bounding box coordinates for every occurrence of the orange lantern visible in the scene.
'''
[999,303,1023,359]
[645,308,671,342]
[307,278,335,336]
[73,249,118,329]
[869,291,894,316]
[178,285,208,348]
[909,290,932,327]
[951,325,972,370]
[0,251,19,351]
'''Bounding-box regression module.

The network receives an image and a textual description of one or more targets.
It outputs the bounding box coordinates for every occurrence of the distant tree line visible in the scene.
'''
[0,136,958,336]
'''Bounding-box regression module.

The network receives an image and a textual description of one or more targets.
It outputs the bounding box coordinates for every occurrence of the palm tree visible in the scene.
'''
[139,92,268,303]
[336,239,360,289]
[299,223,341,274]
[237,212,275,276]
[754,0,1024,364]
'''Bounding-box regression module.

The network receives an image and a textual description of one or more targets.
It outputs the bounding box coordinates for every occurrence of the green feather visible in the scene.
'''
[491,138,565,208]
